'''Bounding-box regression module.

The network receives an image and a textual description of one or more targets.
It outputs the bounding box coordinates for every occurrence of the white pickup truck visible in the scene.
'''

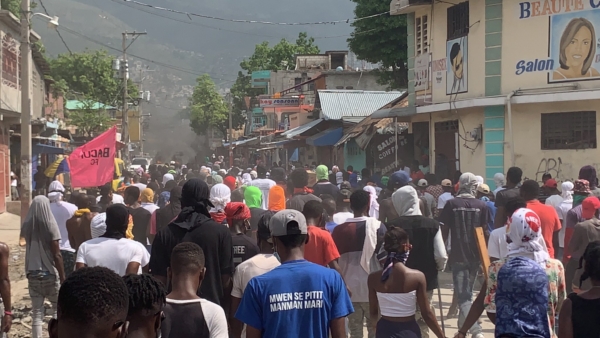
[128,157,151,172]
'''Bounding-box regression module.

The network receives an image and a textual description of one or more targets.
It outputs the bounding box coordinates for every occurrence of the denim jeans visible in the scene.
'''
[451,261,482,336]
[348,302,374,338]
[28,275,59,338]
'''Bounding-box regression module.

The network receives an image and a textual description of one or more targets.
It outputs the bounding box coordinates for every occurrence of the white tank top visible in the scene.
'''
[376,291,417,317]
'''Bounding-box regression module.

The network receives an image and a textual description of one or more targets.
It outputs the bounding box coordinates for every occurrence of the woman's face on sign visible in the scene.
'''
[565,26,592,68]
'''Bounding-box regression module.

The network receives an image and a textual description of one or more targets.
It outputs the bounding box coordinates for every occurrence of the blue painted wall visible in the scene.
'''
[344,139,366,171]
[484,105,505,187]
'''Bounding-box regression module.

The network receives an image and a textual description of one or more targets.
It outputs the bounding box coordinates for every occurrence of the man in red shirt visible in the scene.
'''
[521,180,562,258]
[302,200,341,267]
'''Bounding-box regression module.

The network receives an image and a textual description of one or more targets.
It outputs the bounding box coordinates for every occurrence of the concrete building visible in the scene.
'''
[389,0,600,185]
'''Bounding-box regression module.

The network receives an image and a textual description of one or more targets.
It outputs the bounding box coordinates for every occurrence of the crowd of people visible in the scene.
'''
[1,158,600,338]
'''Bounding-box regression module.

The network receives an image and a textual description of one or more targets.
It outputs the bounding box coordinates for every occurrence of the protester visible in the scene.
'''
[367,227,445,338]
[363,185,380,219]
[482,208,565,338]
[564,179,591,293]
[162,173,174,187]
[436,179,454,216]
[476,184,496,233]
[124,187,152,249]
[123,274,166,338]
[151,186,182,236]
[313,165,340,199]
[268,185,286,212]
[387,186,447,338]
[333,187,353,226]
[494,166,523,229]
[558,241,600,337]
[150,178,234,306]
[244,186,267,234]
[379,171,412,223]
[521,179,562,258]
[76,204,149,276]
[47,181,77,277]
[209,183,231,225]
[424,174,444,207]
[416,179,436,218]
[492,172,506,196]
[249,165,275,209]
[302,201,342,270]
[48,267,129,338]
[225,202,260,268]
[568,197,600,292]
[579,165,600,197]
[320,195,338,233]
[0,241,11,335]
[224,176,237,192]
[411,160,425,181]
[97,182,124,210]
[487,198,527,261]
[230,212,280,338]
[162,242,228,338]
[90,212,107,239]
[141,188,159,216]
[439,173,488,338]
[332,190,387,338]
[21,196,65,338]
[132,175,147,192]
[543,179,561,206]
[235,209,353,338]
[65,193,93,252]
[287,168,321,212]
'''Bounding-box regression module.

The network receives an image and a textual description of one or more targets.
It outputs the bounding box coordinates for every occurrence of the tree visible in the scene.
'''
[68,101,112,137]
[347,0,408,89]
[49,49,137,106]
[189,75,230,137]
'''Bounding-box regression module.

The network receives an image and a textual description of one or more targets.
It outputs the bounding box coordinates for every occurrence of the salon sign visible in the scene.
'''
[515,1,600,82]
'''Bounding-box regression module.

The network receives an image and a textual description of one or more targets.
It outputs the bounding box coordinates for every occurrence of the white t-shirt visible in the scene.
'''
[488,226,509,260]
[249,178,276,210]
[437,192,454,210]
[142,203,159,214]
[132,183,147,192]
[333,212,354,225]
[49,201,78,252]
[10,172,17,187]
[164,298,228,338]
[76,237,150,276]
[96,194,125,205]
[231,254,280,298]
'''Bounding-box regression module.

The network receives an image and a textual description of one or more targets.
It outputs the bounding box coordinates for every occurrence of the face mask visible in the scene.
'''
[397,250,410,264]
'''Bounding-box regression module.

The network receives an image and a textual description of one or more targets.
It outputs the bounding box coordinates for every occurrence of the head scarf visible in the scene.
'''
[268,185,286,212]
[173,178,214,230]
[213,175,223,184]
[316,165,329,181]
[474,175,484,187]
[141,188,154,203]
[157,191,170,208]
[22,196,58,244]
[507,208,550,265]
[250,170,257,180]
[381,176,389,187]
[90,213,107,239]
[561,181,574,201]
[156,186,182,232]
[573,179,591,207]
[579,165,598,189]
[242,173,253,186]
[244,186,263,209]
[336,172,344,185]
[102,204,129,240]
[209,183,231,213]
[224,202,251,226]
[162,173,174,186]
[456,172,478,198]
[363,186,380,219]
[392,186,422,216]
[47,180,65,203]
[493,173,506,189]
[218,169,228,177]
[224,176,237,191]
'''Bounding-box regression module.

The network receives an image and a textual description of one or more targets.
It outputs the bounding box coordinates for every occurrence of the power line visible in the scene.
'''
[118,0,389,26]
[57,25,237,80]
[35,0,72,55]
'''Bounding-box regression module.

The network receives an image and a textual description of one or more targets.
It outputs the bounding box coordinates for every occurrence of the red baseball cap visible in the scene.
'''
[582,196,600,220]
[544,179,558,189]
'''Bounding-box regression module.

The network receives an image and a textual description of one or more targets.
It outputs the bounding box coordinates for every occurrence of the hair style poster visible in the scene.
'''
[549,10,600,83]
[446,36,468,95]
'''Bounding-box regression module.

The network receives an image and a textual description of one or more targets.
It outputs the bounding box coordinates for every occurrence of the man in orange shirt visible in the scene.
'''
[521,180,562,258]
[302,200,341,267]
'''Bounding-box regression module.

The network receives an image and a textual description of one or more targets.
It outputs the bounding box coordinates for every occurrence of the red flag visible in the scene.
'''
[68,127,117,188]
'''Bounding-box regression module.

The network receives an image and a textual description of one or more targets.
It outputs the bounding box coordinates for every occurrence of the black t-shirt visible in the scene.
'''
[249,208,267,232]
[387,216,441,290]
[161,299,210,338]
[231,233,260,268]
[495,187,520,208]
[287,193,322,212]
[128,207,151,246]
[440,197,488,264]
[312,182,340,200]
[149,215,233,305]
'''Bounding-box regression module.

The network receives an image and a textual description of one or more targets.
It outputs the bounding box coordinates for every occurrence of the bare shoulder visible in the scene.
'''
[368,270,383,286]
[0,242,8,254]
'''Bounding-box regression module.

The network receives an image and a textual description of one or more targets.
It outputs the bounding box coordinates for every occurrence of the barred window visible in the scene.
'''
[435,120,459,132]
[541,111,596,150]
[447,2,469,40]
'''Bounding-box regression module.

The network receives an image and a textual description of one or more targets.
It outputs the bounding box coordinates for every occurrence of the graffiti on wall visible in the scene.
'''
[530,157,600,183]
[534,157,562,183]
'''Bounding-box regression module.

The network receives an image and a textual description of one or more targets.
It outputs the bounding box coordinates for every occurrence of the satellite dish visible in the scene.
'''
[336,66,343,72]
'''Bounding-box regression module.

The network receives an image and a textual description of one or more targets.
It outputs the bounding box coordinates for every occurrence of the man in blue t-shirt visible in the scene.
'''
[235,209,353,338]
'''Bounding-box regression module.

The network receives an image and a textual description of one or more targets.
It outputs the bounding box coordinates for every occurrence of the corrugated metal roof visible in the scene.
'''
[317,90,405,120]
[281,118,324,138]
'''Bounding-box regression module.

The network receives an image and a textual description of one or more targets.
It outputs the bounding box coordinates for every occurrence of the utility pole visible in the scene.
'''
[20,0,32,223]
[227,93,233,169]
[121,31,146,162]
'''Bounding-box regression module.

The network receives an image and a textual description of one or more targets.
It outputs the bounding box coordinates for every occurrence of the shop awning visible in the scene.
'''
[306,128,343,146]
[370,106,416,120]
[281,118,324,138]
[33,143,65,154]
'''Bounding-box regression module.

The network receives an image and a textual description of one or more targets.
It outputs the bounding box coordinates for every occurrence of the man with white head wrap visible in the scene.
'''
[387,186,447,338]
[47,181,77,277]
[492,173,506,196]
[162,173,174,187]
[550,181,574,260]
[439,172,489,338]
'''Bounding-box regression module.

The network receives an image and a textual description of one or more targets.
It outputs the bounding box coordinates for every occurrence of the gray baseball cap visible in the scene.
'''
[269,210,308,237]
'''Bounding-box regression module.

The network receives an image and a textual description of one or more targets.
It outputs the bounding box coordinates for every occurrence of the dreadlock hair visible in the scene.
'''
[383,227,409,253]
[123,274,166,318]
[350,190,371,214]
[579,241,600,287]
[170,242,206,275]
[57,267,129,327]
